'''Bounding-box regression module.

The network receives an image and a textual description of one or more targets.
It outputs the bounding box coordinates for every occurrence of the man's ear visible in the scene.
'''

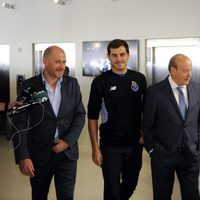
[107,54,110,61]
[43,58,48,66]
[170,66,176,75]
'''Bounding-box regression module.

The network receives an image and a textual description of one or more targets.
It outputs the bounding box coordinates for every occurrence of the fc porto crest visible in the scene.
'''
[131,81,139,92]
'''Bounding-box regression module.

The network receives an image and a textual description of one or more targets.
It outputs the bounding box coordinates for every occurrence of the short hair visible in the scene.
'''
[43,46,65,59]
[168,55,177,71]
[43,46,53,59]
[107,39,129,55]
[168,54,191,72]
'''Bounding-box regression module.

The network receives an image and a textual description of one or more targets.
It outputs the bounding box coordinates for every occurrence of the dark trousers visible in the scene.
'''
[151,149,200,200]
[30,152,77,200]
[101,143,143,200]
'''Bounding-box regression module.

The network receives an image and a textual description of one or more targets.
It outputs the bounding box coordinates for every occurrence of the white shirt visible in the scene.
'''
[168,75,188,108]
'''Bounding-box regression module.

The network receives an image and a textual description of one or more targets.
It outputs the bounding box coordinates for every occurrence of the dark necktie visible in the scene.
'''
[177,87,187,119]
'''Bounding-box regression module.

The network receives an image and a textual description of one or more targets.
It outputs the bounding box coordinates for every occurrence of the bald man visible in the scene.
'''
[143,54,200,200]
[12,46,85,200]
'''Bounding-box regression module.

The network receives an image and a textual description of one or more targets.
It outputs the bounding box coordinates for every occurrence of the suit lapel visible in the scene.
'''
[163,78,184,119]
[57,78,68,117]
[186,82,194,117]
[35,75,56,118]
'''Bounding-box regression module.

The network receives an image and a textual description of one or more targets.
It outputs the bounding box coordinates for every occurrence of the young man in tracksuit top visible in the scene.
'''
[87,39,147,200]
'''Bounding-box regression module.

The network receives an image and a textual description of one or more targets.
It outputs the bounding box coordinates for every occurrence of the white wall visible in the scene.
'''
[1,0,200,144]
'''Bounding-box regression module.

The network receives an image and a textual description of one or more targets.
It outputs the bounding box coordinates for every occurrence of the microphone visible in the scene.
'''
[7,90,48,116]
[33,91,48,103]
[19,86,38,103]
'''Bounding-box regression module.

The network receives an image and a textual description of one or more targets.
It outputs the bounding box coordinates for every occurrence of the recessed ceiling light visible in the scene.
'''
[2,2,15,9]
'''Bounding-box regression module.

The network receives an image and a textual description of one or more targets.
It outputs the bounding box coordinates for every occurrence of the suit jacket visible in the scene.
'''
[12,74,86,166]
[143,77,200,163]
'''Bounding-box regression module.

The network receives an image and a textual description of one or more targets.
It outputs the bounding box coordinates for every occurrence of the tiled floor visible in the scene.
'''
[0,135,187,200]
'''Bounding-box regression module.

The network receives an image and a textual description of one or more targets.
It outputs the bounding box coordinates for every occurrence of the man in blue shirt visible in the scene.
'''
[12,46,85,200]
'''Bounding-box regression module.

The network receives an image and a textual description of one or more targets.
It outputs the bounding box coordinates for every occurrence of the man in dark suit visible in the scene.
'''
[143,54,200,200]
[12,46,85,200]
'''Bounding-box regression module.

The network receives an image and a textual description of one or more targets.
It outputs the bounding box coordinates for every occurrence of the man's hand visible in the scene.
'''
[139,131,144,145]
[52,139,69,153]
[92,147,103,167]
[19,159,35,177]
[8,101,23,109]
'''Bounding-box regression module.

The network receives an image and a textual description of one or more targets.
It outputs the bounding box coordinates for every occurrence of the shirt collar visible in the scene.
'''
[168,75,186,89]
[42,71,63,85]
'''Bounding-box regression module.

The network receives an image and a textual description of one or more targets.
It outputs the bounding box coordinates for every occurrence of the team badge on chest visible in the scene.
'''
[131,81,139,92]
[110,86,117,91]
